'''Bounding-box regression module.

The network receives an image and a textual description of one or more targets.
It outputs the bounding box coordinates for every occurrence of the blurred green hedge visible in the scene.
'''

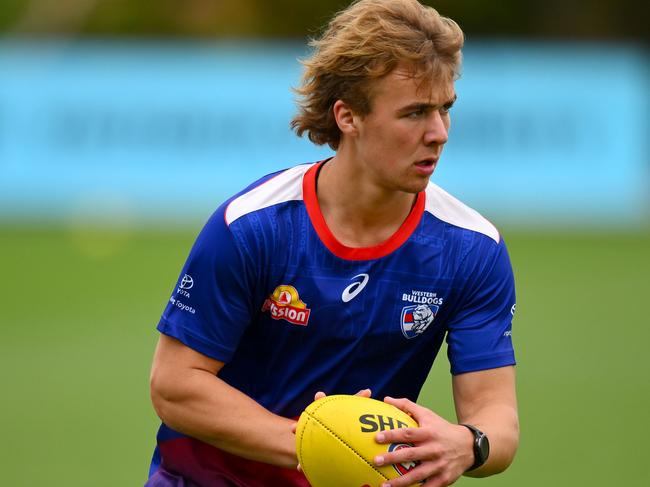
[1,0,647,40]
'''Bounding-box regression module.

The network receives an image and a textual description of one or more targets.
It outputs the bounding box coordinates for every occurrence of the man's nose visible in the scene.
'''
[423,111,449,146]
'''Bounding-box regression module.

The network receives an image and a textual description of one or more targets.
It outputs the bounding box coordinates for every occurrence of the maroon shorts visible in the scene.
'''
[145,467,239,487]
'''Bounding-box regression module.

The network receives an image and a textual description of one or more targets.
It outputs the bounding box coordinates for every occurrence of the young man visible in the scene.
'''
[146,1,519,486]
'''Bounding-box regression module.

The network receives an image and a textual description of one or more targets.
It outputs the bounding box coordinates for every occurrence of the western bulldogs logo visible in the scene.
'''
[400,304,438,339]
[388,443,419,476]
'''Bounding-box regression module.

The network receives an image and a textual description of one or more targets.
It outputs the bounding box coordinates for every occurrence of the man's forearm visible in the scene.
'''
[150,351,297,468]
[452,366,519,477]
[460,402,519,477]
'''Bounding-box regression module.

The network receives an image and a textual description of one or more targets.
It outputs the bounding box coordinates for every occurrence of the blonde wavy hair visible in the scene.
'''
[291,0,464,150]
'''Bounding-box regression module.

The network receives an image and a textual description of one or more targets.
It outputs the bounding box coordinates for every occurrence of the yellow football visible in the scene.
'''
[296,394,420,487]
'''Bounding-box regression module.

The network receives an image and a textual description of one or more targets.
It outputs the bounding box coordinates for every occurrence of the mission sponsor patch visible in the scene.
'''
[262,284,311,326]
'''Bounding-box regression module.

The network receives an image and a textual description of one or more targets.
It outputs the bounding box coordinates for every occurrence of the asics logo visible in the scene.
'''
[341,274,370,303]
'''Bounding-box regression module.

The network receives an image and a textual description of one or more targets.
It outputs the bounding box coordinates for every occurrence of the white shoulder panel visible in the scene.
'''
[424,182,500,243]
[224,164,312,225]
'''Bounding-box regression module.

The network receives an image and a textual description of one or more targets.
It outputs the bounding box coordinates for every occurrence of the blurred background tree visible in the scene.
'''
[1,0,648,41]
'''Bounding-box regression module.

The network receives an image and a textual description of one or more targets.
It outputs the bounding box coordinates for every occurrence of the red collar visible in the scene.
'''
[302,161,425,261]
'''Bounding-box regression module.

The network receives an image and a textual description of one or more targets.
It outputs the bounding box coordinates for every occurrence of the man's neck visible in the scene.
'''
[316,154,418,248]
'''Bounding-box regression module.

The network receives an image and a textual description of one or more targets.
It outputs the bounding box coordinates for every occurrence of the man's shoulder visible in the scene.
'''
[223,163,314,226]
[423,182,500,244]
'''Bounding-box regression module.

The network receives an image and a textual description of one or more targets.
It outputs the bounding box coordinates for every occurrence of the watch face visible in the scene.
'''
[461,424,490,470]
[478,433,490,461]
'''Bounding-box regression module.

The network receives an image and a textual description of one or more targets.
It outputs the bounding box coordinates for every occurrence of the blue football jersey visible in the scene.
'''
[148,161,516,486]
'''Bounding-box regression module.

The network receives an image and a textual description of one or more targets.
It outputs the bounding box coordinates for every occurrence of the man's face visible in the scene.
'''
[348,65,456,194]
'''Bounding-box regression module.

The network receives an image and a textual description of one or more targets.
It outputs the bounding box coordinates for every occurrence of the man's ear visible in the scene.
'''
[333,99,359,136]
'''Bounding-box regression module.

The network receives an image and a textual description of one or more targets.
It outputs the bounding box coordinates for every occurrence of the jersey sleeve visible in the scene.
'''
[157,204,256,362]
[446,235,517,375]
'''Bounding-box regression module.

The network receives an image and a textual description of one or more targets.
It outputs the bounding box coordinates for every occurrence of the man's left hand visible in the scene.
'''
[373,397,474,487]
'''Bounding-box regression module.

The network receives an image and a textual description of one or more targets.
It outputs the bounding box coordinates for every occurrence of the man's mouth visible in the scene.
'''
[415,158,437,167]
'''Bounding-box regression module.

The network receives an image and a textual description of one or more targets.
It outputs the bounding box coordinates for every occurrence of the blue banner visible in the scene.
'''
[0,40,647,226]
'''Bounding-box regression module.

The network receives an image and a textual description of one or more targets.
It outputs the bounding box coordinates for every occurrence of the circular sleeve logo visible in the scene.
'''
[180,274,194,290]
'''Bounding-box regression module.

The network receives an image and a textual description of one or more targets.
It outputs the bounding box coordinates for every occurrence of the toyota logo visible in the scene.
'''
[180,274,194,290]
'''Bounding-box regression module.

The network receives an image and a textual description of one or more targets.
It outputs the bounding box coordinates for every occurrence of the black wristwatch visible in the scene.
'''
[460,424,490,471]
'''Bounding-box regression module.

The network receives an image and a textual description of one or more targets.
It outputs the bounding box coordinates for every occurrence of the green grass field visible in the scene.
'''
[1,225,648,486]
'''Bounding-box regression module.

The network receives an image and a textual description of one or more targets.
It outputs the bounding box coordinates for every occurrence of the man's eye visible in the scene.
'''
[408,109,425,118]
[440,103,454,114]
